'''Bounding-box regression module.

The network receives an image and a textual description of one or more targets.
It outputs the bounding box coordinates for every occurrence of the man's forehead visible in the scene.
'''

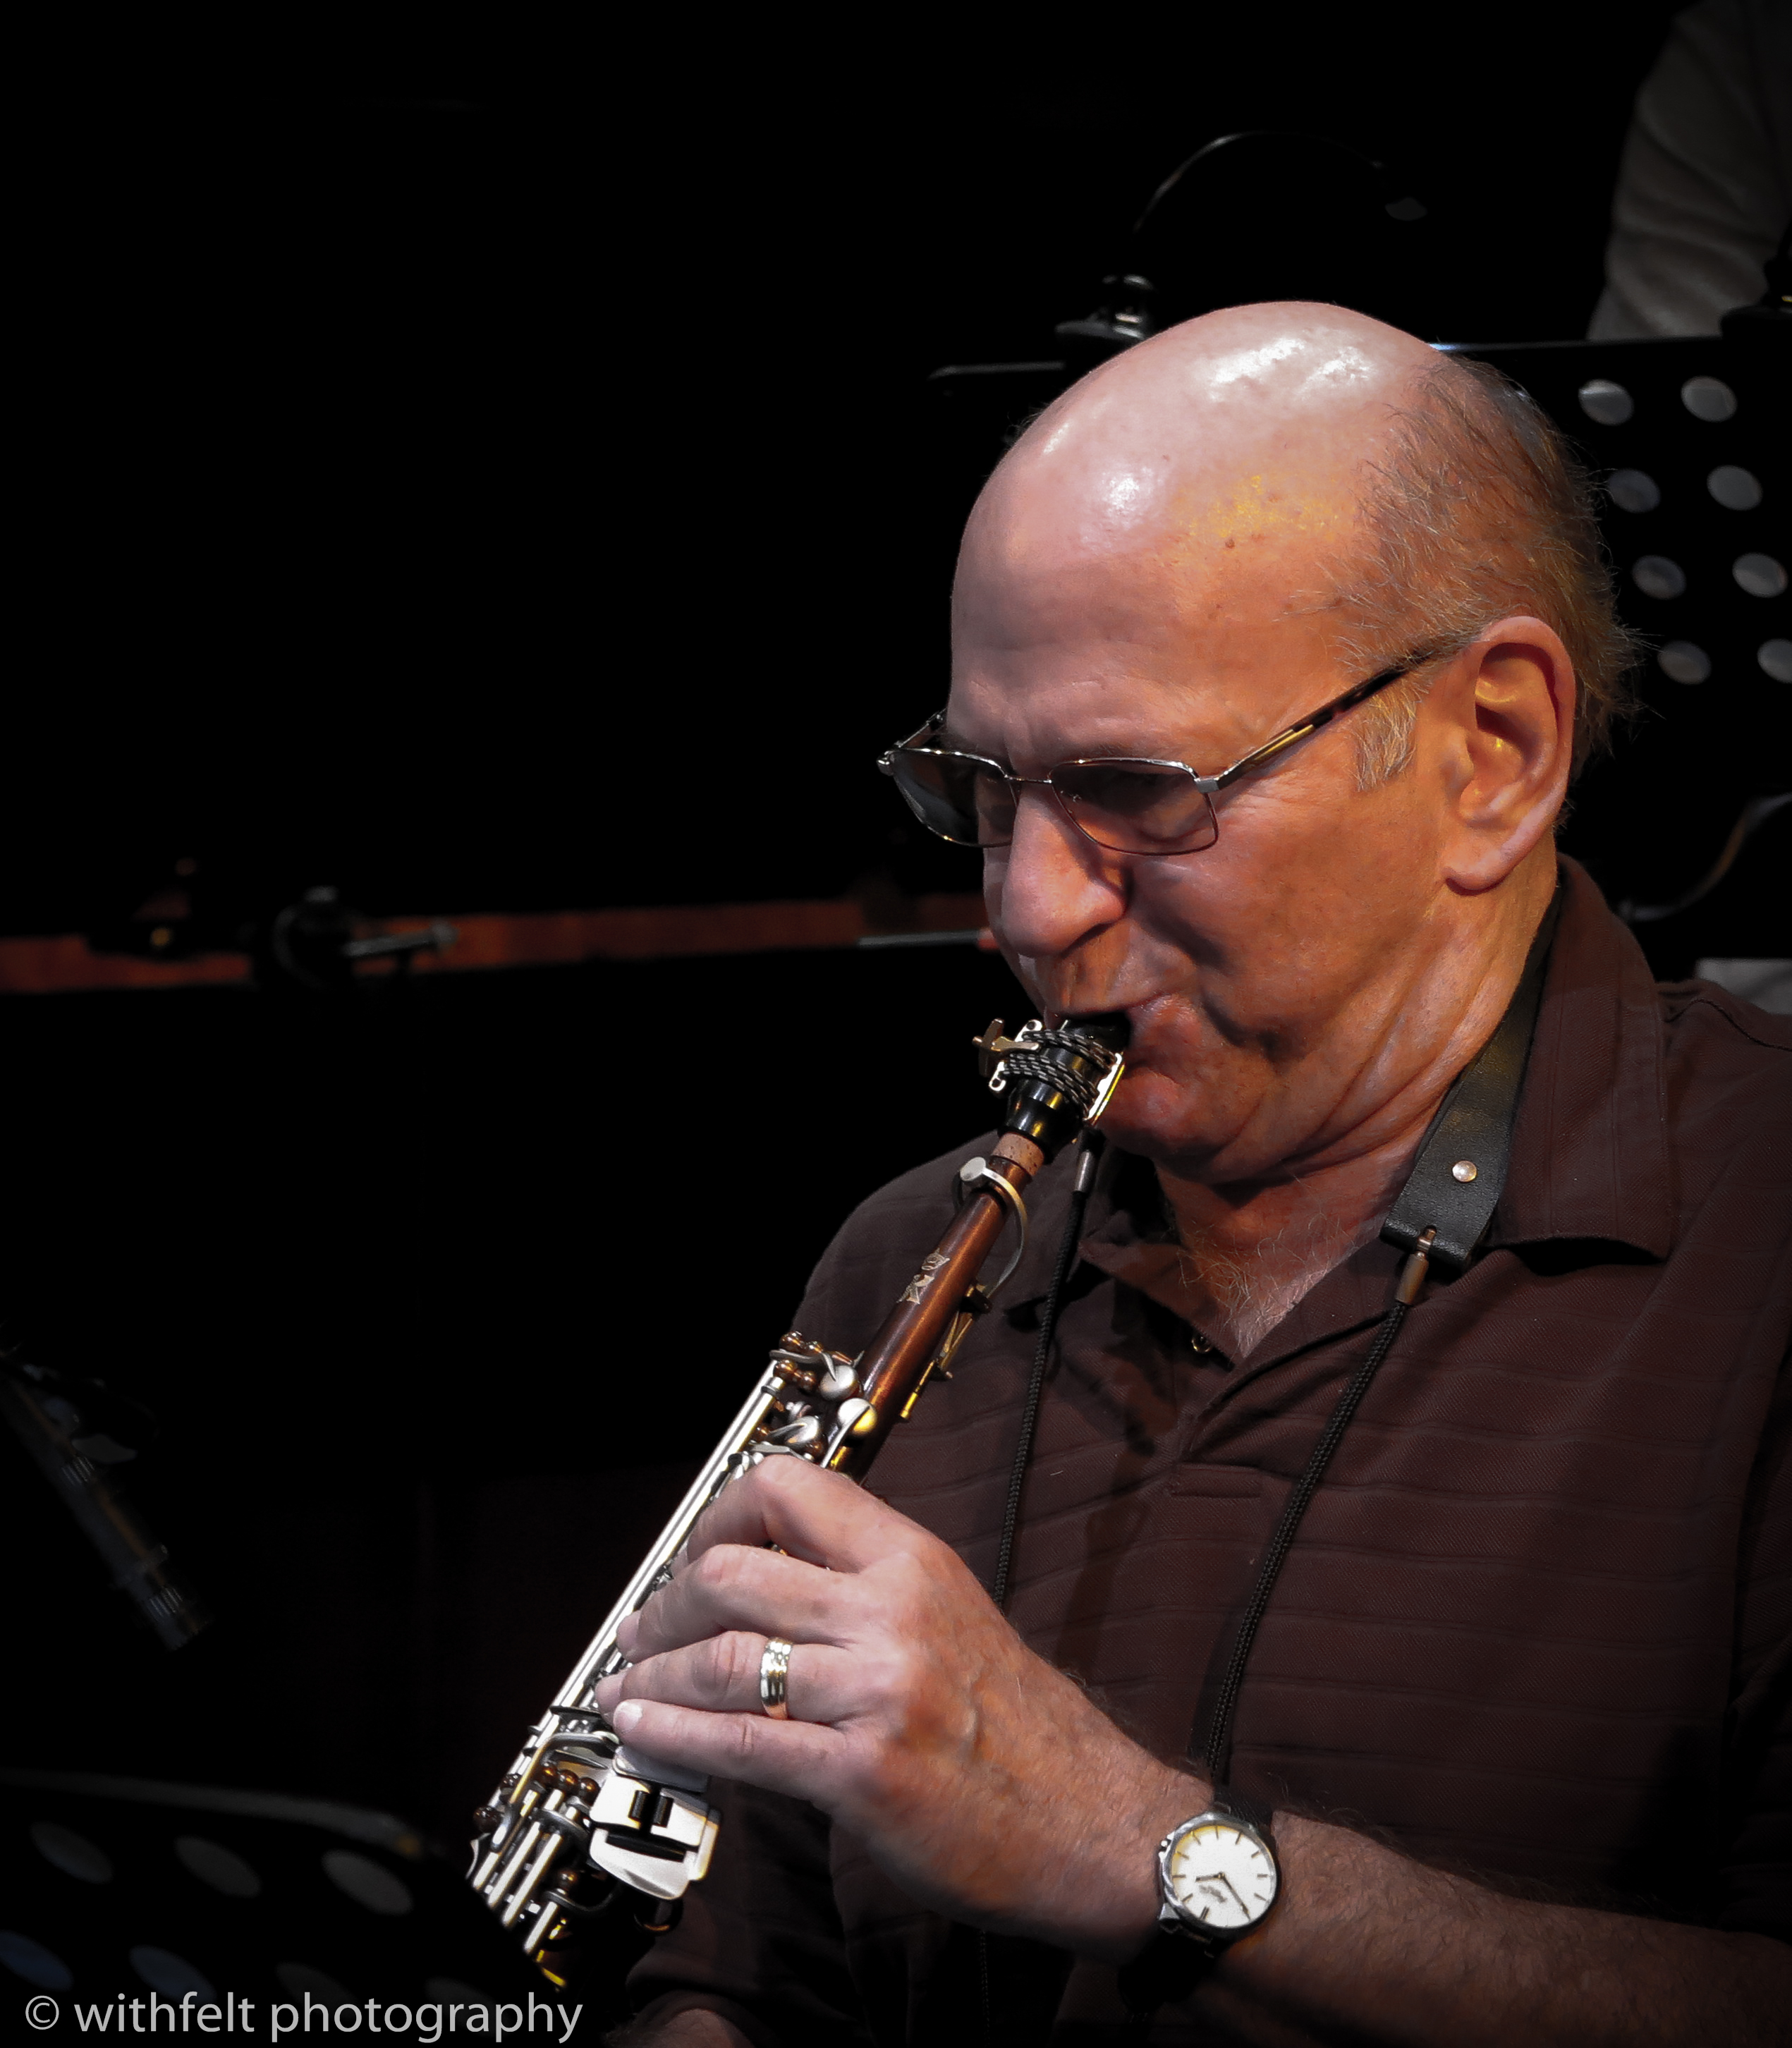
[946,579,1348,762]
[959,489,1346,631]
[961,430,1369,621]
[944,650,1329,764]
[950,473,1353,721]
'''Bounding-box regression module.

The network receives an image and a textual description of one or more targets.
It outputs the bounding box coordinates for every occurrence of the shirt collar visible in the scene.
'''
[1485,855,1672,1258]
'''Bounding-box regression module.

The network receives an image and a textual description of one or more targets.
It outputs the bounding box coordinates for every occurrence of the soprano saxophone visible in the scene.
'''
[468,1015,1125,1977]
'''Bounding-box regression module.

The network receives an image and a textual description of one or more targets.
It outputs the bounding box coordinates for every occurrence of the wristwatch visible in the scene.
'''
[1116,1791,1279,2013]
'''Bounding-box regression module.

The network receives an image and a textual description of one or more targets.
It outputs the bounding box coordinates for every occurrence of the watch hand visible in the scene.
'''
[1190,1870,1250,1915]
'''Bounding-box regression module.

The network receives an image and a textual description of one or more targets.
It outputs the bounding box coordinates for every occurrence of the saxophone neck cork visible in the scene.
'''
[990,1130,1045,1175]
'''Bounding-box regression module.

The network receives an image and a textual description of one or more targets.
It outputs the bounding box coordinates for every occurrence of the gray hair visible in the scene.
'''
[1334,355,1642,788]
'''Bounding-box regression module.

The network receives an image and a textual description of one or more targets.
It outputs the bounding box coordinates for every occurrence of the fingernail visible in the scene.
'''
[612,1700,643,1735]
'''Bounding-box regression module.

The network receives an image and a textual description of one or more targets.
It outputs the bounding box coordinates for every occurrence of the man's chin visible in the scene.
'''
[1095,1071,1228,1173]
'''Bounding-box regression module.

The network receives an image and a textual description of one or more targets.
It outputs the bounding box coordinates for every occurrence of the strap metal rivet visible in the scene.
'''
[1451,1159,1478,1183]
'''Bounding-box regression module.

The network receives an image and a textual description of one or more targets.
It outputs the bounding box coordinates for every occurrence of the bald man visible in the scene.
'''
[606,307,1791,2042]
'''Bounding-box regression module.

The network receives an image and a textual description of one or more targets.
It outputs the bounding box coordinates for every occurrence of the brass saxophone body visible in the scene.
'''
[468,1016,1125,1977]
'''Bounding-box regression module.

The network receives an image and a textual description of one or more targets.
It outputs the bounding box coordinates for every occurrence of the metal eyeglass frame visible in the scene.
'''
[876,653,1436,857]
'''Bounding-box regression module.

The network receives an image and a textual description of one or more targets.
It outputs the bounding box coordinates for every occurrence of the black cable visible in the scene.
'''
[980,1166,1419,2039]
[982,1135,1102,2044]
[992,1136,1101,1613]
[1202,1296,1410,1788]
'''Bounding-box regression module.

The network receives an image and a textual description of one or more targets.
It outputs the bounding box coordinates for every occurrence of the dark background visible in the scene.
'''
[12,0,1700,927]
[3,0,1781,1900]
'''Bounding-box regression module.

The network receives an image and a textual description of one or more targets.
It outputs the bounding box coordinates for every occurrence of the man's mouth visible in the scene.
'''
[1056,1008,1132,1050]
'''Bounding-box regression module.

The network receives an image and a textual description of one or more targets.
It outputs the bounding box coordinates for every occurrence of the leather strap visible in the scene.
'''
[1209,1784,1274,1834]
[1119,1925,1215,2015]
[1382,884,1561,1271]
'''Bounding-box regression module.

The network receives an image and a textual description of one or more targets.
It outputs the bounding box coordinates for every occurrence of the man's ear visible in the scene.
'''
[1434,618,1575,894]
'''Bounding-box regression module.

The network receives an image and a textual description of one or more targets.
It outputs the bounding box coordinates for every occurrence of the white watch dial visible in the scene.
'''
[1166,1820,1278,1932]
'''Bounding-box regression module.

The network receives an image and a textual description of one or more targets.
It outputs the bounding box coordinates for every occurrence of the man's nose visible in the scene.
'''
[989,787,1128,960]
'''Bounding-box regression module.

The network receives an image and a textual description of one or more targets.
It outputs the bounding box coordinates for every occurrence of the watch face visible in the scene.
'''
[1166,1820,1278,1933]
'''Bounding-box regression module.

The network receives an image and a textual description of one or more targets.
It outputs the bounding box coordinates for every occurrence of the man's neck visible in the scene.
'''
[1154,1133,1422,1360]
[1152,863,1554,1360]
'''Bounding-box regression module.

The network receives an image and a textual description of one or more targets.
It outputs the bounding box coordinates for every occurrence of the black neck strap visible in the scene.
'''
[1383,884,1561,1270]
[1200,878,1563,1793]
[1046,889,1563,2028]
[1120,887,1564,2023]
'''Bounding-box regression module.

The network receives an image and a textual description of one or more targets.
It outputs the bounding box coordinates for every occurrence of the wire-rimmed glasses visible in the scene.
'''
[876,656,1431,857]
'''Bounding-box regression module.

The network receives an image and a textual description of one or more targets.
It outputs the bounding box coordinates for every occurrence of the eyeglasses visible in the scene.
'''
[876,656,1432,858]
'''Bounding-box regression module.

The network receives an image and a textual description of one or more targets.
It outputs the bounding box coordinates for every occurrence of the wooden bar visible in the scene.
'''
[0,894,989,996]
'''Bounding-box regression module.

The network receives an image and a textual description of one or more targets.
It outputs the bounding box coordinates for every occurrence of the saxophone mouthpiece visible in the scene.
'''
[992,1015,1127,1160]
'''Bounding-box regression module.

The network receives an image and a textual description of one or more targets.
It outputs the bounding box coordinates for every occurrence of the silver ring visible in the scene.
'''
[759,1637,794,1720]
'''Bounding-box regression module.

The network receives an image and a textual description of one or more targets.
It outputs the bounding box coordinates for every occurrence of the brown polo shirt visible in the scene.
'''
[630,860,1792,2043]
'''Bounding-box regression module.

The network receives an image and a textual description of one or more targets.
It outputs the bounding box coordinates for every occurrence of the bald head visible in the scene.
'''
[956,301,1630,776]
[960,304,1436,650]
[951,305,1456,789]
